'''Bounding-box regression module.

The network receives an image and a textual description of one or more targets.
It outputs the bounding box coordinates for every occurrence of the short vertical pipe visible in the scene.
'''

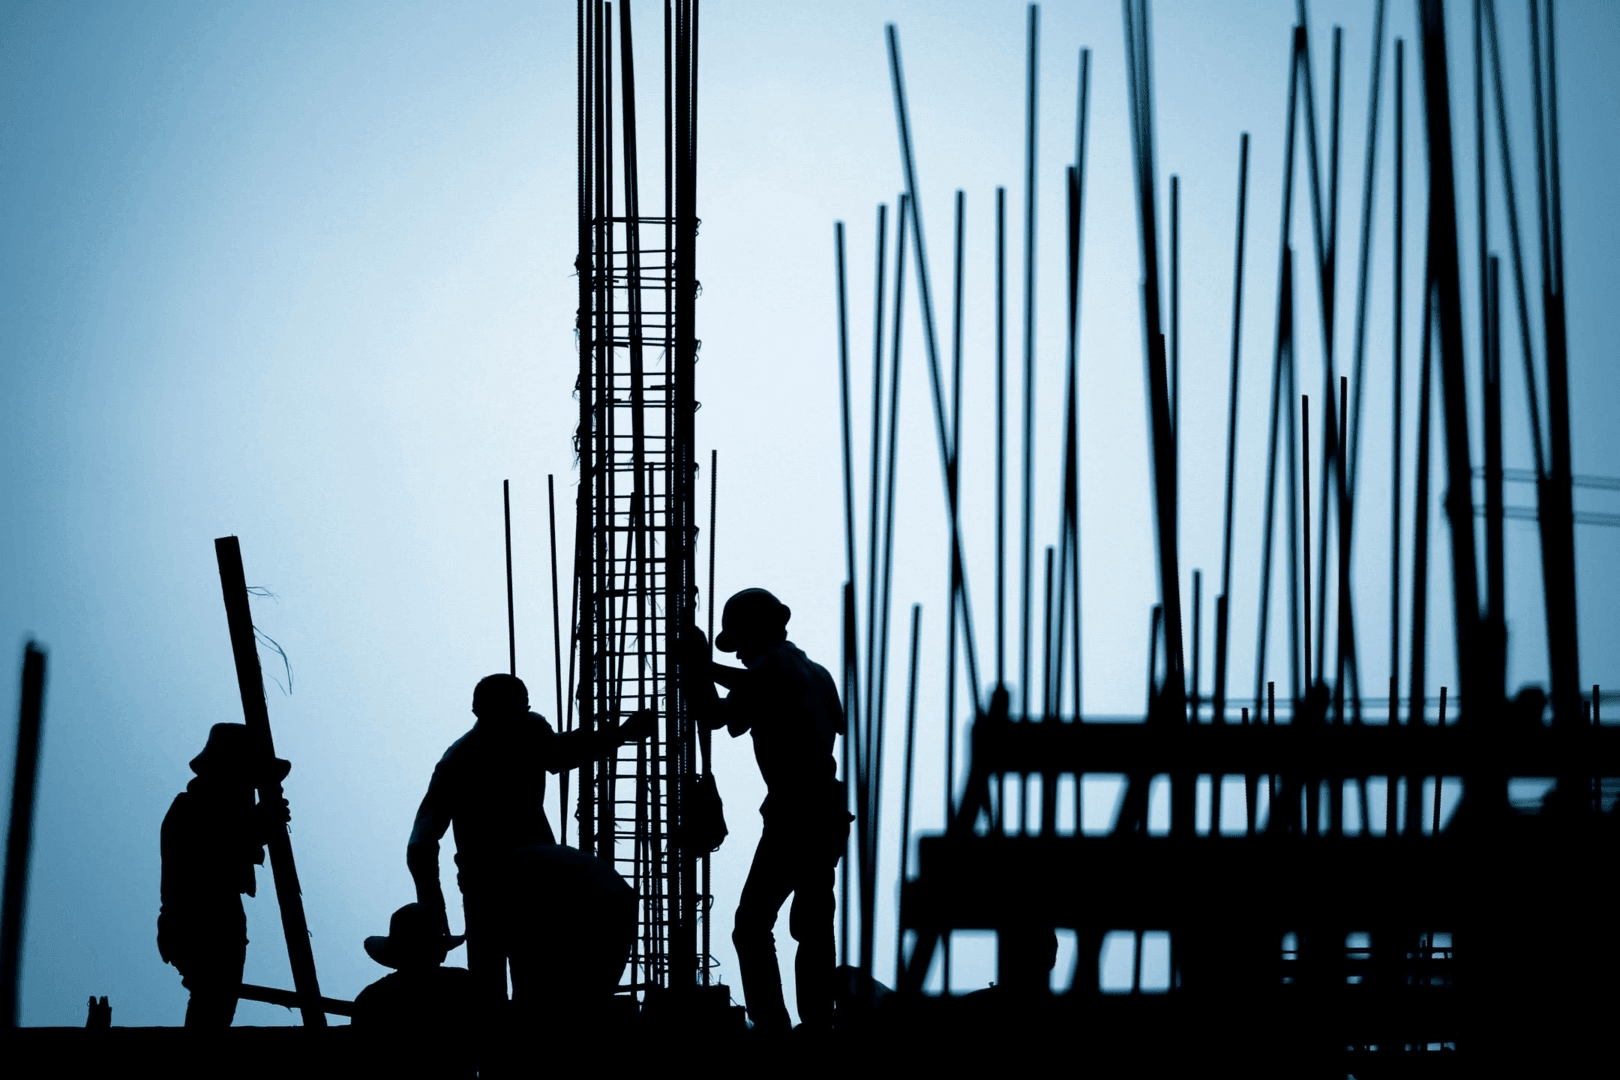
[504,479,517,676]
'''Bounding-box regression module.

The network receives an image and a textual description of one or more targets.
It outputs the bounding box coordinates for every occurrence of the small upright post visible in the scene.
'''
[1,642,47,1029]
[504,479,516,676]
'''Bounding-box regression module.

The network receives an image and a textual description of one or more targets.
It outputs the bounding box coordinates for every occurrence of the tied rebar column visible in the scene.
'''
[576,0,704,996]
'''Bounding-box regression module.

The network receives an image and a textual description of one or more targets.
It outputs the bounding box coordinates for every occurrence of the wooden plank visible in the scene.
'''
[215,536,327,1028]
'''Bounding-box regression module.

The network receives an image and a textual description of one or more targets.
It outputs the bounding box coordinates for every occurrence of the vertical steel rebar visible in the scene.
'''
[997,187,1007,693]
[547,475,567,843]
[896,604,923,982]
[1020,4,1039,720]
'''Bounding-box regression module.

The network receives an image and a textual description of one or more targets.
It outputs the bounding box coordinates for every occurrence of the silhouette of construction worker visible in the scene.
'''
[683,589,849,1033]
[353,903,475,1030]
[407,674,654,1010]
[157,722,290,1027]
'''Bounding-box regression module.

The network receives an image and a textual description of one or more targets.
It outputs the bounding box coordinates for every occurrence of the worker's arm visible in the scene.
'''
[708,662,750,691]
[678,629,749,734]
[406,761,454,930]
[539,709,656,773]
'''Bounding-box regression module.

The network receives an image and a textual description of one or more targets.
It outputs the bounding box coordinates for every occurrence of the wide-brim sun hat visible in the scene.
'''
[364,903,466,970]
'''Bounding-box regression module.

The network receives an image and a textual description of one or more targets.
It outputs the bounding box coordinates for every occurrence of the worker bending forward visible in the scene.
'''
[685,589,849,1033]
[407,674,652,1011]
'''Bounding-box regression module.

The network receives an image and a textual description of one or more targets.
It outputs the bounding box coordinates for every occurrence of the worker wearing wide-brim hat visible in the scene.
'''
[157,723,291,1027]
[682,588,850,1034]
[353,902,475,1034]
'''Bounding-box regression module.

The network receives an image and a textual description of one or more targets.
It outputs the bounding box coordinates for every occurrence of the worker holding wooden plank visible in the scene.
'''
[157,722,291,1026]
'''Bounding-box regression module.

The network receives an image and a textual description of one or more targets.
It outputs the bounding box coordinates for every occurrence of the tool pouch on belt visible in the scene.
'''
[681,696,728,857]
[682,770,729,856]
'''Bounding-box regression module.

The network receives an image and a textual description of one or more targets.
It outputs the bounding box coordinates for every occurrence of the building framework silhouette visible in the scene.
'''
[570,0,709,998]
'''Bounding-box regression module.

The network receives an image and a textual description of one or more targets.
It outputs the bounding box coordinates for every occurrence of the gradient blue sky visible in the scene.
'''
[2,0,1617,1025]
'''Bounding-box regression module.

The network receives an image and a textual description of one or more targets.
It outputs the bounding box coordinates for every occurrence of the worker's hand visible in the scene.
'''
[680,627,712,667]
[620,709,657,743]
[258,793,291,827]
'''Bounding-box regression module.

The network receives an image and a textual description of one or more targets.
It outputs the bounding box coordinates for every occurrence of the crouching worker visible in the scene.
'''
[354,903,475,1031]
[157,723,290,1027]
[681,589,850,1034]
[406,674,654,1013]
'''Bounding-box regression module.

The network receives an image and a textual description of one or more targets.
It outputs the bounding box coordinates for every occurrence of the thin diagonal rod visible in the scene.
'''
[885,25,984,701]
[1483,0,1548,478]
[1256,30,1303,711]
[1070,49,1091,722]
[946,190,965,818]
[864,201,896,769]
[1214,132,1250,726]
[1390,38,1405,705]
[1123,0,1186,707]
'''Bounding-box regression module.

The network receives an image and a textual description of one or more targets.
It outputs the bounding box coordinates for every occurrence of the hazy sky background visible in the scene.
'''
[2,0,1617,1025]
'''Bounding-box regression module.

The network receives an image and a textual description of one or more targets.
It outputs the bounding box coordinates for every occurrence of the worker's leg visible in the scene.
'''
[787,813,847,1029]
[180,907,247,1028]
[733,823,795,1033]
[462,890,509,1010]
